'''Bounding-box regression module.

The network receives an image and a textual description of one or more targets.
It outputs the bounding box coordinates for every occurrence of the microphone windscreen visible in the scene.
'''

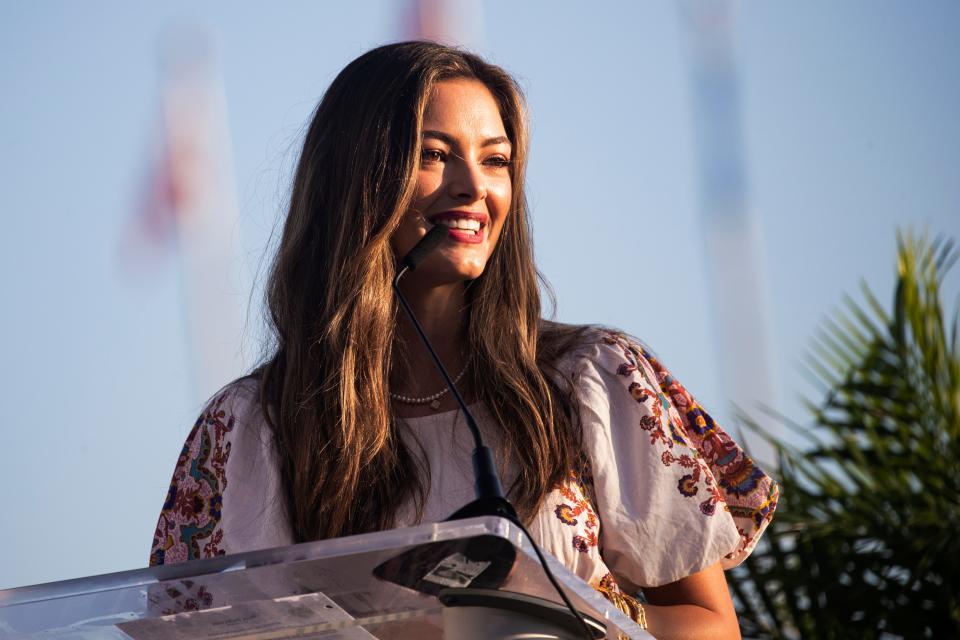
[403,224,447,271]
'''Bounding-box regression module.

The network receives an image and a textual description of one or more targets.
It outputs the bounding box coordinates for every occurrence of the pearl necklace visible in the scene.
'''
[389,359,471,410]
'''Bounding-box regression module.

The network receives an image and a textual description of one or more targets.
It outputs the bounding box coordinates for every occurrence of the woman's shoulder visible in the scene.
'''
[150,375,282,566]
[539,321,652,378]
[542,321,779,586]
[177,377,270,460]
[207,375,262,412]
[194,376,272,439]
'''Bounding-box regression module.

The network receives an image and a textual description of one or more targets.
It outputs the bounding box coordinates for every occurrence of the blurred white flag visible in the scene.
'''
[123,30,246,404]
[404,0,485,48]
[683,2,779,465]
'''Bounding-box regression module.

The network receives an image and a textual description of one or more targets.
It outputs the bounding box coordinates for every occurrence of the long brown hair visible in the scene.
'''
[258,41,588,542]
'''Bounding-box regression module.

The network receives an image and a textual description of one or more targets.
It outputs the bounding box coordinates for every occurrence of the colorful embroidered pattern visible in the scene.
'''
[553,470,600,554]
[150,390,235,566]
[557,469,648,627]
[592,572,646,626]
[602,332,779,562]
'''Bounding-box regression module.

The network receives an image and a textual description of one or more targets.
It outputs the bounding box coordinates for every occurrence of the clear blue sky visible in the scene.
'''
[1,1,958,590]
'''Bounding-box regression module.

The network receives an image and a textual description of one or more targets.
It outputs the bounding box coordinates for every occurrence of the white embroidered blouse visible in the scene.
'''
[150,331,778,618]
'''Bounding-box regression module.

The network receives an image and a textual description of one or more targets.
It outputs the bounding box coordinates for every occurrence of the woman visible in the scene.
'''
[150,41,778,638]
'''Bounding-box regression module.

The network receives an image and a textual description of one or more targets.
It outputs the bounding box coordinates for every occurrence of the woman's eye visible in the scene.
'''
[485,156,511,169]
[421,149,444,163]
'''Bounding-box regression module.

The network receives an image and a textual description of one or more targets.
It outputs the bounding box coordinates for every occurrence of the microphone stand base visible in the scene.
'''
[439,588,606,639]
[446,497,518,523]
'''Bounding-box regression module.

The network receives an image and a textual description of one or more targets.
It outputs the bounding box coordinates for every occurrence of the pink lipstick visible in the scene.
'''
[428,211,488,244]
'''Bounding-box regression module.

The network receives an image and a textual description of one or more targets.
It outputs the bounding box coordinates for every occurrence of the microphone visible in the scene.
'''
[401,222,447,271]
[392,224,516,521]
[382,225,598,639]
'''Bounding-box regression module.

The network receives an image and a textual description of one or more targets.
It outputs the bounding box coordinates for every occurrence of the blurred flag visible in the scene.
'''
[403,0,485,48]
[120,30,246,404]
[682,1,780,464]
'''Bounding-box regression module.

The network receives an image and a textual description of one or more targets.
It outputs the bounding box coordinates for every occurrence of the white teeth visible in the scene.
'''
[440,218,482,231]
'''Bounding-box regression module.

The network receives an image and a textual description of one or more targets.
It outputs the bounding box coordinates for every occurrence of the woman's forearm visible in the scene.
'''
[641,603,740,640]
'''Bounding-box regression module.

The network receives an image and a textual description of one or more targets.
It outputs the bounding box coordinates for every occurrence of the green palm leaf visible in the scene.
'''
[728,232,960,639]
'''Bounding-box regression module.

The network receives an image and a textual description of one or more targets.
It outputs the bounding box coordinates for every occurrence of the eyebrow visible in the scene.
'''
[422,129,511,148]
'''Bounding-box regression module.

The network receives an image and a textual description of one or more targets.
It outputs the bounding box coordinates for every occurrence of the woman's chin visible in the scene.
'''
[452,257,489,281]
[415,250,489,283]
[440,266,487,284]
[412,264,486,288]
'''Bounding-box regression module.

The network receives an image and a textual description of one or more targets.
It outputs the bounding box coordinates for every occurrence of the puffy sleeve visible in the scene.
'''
[149,379,293,566]
[574,332,779,590]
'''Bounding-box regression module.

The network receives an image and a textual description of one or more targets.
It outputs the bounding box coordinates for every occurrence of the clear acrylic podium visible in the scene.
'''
[0,516,650,639]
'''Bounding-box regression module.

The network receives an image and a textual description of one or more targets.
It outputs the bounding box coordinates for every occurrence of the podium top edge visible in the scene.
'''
[0,516,519,607]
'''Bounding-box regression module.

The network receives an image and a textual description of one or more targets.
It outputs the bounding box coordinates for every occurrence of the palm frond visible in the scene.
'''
[729,231,960,639]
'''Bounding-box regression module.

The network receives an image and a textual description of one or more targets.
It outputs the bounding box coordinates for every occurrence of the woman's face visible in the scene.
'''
[391,78,513,284]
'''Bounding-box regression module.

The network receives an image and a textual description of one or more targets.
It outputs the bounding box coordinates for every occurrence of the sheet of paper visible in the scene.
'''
[422,553,491,589]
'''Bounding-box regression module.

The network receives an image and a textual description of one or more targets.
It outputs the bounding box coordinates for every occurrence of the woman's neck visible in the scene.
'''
[392,280,470,403]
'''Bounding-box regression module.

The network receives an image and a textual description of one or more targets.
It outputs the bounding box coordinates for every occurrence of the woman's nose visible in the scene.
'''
[446,158,487,202]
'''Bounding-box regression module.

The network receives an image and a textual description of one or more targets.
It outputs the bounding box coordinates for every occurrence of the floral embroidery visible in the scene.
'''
[617,362,637,377]
[150,390,235,566]
[602,332,779,561]
[678,474,698,497]
[572,536,592,553]
[554,504,579,525]
[591,573,646,626]
[554,470,599,554]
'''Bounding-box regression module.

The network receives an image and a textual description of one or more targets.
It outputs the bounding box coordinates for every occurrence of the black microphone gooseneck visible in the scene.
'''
[392,225,597,639]
[392,224,516,521]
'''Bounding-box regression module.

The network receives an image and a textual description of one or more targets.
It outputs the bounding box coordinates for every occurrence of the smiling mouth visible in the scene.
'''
[427,212,488,240]
[435,217,482,235]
